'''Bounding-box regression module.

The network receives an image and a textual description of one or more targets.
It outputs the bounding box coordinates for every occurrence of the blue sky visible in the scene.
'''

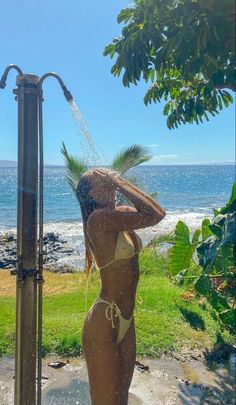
[0,0,235,165]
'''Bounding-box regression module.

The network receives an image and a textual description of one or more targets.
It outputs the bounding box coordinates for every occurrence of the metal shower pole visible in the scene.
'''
[0,64,73,405]
[0,68,40,404]
[14,73,40,405]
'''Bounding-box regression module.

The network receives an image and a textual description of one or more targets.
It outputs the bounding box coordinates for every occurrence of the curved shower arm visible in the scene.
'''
[0,64,24,89]
[39,72,73,102]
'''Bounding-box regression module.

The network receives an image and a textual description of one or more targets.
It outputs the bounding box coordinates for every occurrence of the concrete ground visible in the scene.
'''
[0,354,235,405]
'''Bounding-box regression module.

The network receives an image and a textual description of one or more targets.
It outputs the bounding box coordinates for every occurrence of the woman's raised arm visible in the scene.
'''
[88,170,166,231]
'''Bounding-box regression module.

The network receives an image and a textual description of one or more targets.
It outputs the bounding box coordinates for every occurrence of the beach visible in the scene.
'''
[0,164,234,271]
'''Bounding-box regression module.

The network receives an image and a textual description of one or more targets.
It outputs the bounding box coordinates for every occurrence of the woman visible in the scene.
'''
[76,168,166,405]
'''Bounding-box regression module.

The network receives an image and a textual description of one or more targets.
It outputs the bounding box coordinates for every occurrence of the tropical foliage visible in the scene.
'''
[104,0,235,129]
[61,142,87,194]
[61,143,152,197]
[112,144,151,176]
[156,183,236,330]
[195,184,236,327]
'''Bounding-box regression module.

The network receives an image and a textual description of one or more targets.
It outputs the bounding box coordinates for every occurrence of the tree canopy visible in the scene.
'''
[104,0,235,129]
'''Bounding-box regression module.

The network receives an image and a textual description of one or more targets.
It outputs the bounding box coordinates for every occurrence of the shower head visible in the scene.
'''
[39,72,73,102]
[0,65,24,90]
[0,79,6,89]
[63,88,73,102]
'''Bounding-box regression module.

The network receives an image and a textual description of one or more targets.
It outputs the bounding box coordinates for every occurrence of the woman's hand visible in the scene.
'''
[92,168,121,188]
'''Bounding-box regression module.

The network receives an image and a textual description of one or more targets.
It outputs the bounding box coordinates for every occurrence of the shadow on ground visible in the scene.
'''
[179,307,206,330]
[178,343,236,405]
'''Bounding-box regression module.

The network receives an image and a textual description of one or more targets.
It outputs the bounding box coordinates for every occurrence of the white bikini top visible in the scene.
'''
[90,231,142,271]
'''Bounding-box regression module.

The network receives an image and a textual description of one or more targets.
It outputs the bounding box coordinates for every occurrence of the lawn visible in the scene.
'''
[0,248,234,357]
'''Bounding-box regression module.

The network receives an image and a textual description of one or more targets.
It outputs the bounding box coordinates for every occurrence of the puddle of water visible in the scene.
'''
[43,377,91,405]
[43,378,141,405]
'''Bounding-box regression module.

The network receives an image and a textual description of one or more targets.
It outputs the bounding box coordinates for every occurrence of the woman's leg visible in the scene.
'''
[82,303,122,405]
[118,319,136,405]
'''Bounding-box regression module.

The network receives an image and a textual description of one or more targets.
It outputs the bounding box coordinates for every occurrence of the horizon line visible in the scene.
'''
[0,160,234,167]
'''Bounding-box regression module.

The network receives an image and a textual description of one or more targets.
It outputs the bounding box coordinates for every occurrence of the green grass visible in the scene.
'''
[0,248,234,357]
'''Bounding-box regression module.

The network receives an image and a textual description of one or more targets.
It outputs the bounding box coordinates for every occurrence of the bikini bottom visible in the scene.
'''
[90,296,133,344]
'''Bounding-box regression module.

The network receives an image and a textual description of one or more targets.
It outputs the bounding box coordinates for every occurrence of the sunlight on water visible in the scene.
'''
[69,100,104,165]
[0,166,234,228]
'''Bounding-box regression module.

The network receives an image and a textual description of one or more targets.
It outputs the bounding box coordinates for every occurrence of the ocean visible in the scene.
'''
[0,165,234,268]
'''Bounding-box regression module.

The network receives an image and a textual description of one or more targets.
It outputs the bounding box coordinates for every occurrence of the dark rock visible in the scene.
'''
[44,264,77,273]
[43,232,60,243]
[8,251,16,256]
[63,248,74,254]
[190,354,199,361]
[47,360,69,369]
[1,231,76,273]
[135,361,150,372]
[43,232,66,245]
[173,353,181,361]
[2,233,16,242]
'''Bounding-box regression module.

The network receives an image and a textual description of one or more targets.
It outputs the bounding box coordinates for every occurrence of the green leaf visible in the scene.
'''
[192,228,201,244]
[219,309,236,326]
[209,291,230,312]
[201,218,212,241]
[221,93,230,107]
[221,212,236,246]
[213,208,220,217]
[195,275,211,296]
[117,7,134,24]
[168,221,198,276]
[103,44,116,58]
[209,214,226,238]
[220,183,236,214]
[217,95,223,111]
[197,236,220,268]
[111,144,151,175]
[61,142,87,194]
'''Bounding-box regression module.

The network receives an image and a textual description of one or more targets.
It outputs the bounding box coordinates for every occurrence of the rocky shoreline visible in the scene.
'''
[0,232,79,273]
[0,211,208,274]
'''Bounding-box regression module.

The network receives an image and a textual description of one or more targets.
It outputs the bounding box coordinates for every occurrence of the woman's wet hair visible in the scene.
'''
[76,175,98,214]
[76,174,98,275]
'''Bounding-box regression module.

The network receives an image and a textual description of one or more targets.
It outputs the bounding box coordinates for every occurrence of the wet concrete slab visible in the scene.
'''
[0,354,235,404]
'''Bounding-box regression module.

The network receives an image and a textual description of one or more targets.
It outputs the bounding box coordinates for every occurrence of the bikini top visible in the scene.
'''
[89,231,143,271]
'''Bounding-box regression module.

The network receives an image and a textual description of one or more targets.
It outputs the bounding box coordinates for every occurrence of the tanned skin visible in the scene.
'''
[82,169,166,405]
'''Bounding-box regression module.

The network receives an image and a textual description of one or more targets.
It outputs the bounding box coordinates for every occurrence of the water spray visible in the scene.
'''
[0,64,74,405]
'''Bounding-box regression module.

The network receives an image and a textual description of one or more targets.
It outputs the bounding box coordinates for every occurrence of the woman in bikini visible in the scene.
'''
[76,168,166,405]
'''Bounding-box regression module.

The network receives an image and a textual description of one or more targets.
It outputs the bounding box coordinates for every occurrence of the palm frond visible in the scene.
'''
[147,232,176,248]
[111,144,151,176]
[61,142,87,194]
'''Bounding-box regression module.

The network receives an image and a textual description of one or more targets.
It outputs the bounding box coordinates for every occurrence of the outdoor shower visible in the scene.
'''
[0,64,73,405]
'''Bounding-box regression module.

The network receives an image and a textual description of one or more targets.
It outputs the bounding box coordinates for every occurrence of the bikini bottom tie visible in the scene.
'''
[91,296,133,344]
